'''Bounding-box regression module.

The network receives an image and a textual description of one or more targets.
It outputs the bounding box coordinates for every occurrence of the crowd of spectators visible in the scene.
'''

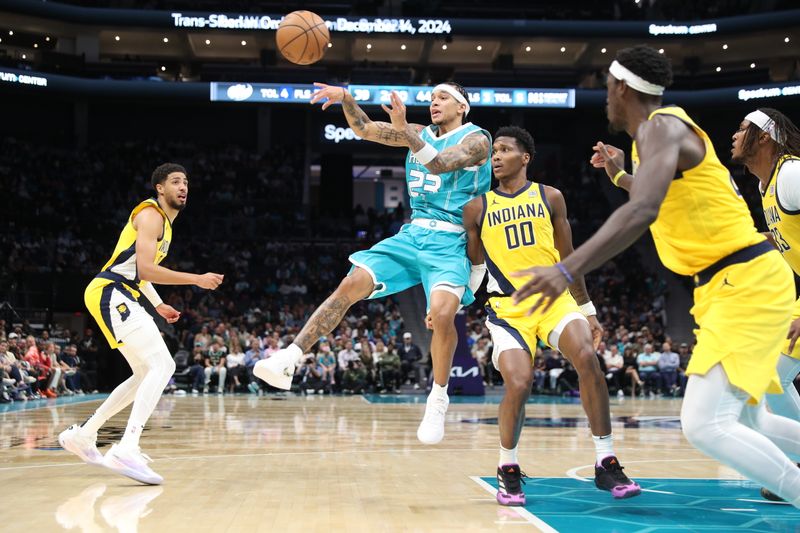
[2,135,690,402]
[168,305,428,396]
[0,320,99,403]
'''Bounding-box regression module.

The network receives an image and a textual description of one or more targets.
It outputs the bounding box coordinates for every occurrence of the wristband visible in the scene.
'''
[413,143,439,165]
[140,282,163,307]
[579,301,597,317]
[611,169,626,187]
[555,262,574,284]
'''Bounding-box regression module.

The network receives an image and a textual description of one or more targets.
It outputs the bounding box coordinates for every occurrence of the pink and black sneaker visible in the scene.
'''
[594,456,641,499]
[496,464,527,506]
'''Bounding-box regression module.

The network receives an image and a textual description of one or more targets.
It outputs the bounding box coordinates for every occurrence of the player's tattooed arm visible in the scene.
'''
[341,93,408,147]
[417,132,490,175]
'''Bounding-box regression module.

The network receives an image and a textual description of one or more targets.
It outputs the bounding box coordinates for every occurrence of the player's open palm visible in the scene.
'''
[381,91,408,132]
[197,272,224,290]
[590,142,625,179]
[310,82,347,110]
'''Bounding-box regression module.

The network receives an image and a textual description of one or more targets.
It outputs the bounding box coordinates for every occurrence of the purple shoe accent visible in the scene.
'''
[496,491,526,506]
[610,481,642,499]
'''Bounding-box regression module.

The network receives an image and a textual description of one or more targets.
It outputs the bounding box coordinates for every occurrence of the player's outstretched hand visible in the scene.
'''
[425,313,434,331]
[310,82,347,110]
[381,91,408,132]
[510,265,568,315]
[156,304,181,324]
[196,272,224,290]
[590,142,625,180]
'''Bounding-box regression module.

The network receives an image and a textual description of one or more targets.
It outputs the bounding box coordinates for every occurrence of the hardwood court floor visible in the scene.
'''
[1,392,796,532]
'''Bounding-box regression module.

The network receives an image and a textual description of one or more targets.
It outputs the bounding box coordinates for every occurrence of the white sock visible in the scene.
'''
[592,434,615,463]
[431,382,448,398]
[499,445,518,466]
[287,344,303,364]
[80,369,144,436]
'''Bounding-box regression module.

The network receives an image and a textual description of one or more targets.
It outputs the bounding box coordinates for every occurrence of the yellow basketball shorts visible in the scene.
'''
[687,250,794,402]
[84,277,148,349]
[484,291,587,370]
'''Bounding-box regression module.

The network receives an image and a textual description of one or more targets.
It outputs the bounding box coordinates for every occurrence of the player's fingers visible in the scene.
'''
[597,142,613,159]
[788,329,800,353]
[526,296,546,316]
[313,82,328,89]
[321,100,333,110]
[381,103,392,114]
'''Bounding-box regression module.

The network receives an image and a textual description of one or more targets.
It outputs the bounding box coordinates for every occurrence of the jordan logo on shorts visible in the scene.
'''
[116,303,130,321]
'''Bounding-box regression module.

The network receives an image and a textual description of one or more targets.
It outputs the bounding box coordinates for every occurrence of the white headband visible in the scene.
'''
[745,110,781,143]
[433,83,470,116]
[609,60,665,96]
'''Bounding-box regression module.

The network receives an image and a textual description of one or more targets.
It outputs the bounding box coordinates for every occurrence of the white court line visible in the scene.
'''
[470,476,559,533]
[720,508,757,512]
[0,461,84,471]
[1,446,582,473]
[737,498,791,506]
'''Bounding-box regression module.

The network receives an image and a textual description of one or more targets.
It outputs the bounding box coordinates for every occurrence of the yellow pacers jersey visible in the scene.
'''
[762,155,800,274]
[631,106,764,276]
[97,198,172,293]
[85,199,171,348]
[480,181,559,298]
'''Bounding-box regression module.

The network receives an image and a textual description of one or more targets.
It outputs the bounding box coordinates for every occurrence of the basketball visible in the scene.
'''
[276,10,330,65]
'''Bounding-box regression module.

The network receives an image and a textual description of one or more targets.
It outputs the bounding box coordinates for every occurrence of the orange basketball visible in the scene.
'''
[276,10,330,65]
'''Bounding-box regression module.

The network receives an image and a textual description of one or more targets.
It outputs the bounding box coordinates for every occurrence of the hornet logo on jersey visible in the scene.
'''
[116,303,131,322]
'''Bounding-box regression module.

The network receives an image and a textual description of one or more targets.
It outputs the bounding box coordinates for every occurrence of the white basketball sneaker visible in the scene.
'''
[103,444,163,485]
[59,424,104,465]
[417,392,449,445]
[253,348,298,390]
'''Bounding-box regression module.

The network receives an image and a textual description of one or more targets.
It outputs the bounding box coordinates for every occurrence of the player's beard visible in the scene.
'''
[166,195,187,211]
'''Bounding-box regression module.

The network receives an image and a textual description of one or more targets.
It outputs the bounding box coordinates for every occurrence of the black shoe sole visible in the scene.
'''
[760,487,786,502]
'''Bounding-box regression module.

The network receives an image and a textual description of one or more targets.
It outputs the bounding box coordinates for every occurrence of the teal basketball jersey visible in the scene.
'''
[405,122,492,225]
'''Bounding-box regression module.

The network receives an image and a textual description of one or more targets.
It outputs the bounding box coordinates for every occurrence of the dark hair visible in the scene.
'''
[740,107,800,160]
[615,45,673,92]
[494,126,536,158]
[151,163,187,191]
[443,81,469,103]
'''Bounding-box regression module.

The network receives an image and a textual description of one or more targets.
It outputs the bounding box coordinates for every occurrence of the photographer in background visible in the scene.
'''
[298,355,326,394]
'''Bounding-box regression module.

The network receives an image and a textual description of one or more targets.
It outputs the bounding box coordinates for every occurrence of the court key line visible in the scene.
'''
[470,476,559,533]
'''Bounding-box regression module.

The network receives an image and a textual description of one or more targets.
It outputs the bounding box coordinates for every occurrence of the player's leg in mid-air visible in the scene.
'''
[255,226,421,389]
